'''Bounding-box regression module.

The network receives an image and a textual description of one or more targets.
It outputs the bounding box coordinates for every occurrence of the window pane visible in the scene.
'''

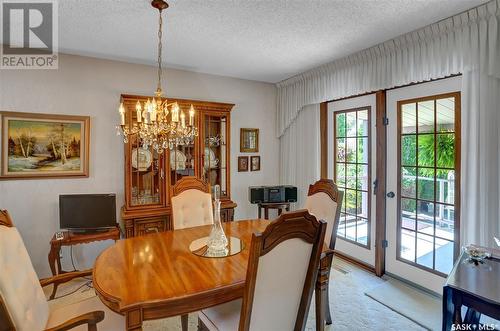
[418,100,435,133]
[336,138,345,162]
[436,98,455,132]
[356,164,369,190]
[357,137,369,163]
[400,229,416,262]
[417,201,434,236]
[357,191,369,218]
[401,167,416,198]
[417,134,435,167]
[346,112,357,136]
[336,163,346,188]
[345,189,357,215]
[401,198,416,231]
[435,238,454,274]
[346,164,357,188]
[437,133,455,168]
[357,109,369,136]
[401,135,416,166]
[357,218,368,245]
[336,113,346,137]
[417,168,434,201]
[402,103,417,134]
[337,213,346,237]
[345,213,357,241]
[436,169,455,204]
[435,203,454,241]
[346,138,356,163]
[416,232,434,269]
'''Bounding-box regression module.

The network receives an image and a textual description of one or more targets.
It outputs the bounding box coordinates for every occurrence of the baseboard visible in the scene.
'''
[333,250,376,274]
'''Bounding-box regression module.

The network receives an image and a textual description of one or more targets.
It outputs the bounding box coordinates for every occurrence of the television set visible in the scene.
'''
[59,194,117,231]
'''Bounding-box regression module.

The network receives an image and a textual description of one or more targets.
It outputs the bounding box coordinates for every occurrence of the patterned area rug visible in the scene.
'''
[46,258,426,330]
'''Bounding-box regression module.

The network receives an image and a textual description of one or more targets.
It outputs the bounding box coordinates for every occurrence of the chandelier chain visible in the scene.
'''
[157,9,163,95]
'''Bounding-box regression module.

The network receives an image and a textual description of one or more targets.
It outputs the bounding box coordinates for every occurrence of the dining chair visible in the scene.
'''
[198,209,327,331]
[303,178,343,327]
[171,176,214,230]
[0,209,124,331]
[171,176,214,331]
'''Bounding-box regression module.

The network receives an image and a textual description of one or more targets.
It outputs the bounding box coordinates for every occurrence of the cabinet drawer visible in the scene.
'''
[134,217,167,237]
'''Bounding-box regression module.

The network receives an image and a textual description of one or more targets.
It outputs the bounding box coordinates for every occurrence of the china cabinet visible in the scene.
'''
[120,94,236,238]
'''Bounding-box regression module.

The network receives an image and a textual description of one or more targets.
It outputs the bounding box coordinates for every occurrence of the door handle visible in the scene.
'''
[386,191,395,198]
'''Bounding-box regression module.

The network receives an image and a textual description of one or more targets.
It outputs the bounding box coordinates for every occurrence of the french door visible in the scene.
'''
[386,77,461,293]
[328,94,377,267]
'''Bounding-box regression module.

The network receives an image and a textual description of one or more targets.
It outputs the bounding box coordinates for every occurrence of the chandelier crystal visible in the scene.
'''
[117,0,198,153]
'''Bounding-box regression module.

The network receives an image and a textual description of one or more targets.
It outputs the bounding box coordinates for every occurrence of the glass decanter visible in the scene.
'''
[206,185,228,257]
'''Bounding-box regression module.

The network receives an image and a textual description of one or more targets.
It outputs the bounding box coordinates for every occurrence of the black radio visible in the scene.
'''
[249,185,297,204]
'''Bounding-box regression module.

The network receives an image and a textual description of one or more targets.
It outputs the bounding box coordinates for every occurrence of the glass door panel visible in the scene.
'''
[334,107,371,248]
[385,77,461,294]
[203,113,228,198]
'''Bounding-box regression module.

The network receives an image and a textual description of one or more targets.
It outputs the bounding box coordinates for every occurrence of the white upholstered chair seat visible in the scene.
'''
[46,296,124,331]
[172,188,214,229]
[198,299,241,331]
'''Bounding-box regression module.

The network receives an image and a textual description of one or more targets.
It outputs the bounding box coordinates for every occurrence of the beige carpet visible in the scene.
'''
[46,259,426,330]
[364,278,441,331]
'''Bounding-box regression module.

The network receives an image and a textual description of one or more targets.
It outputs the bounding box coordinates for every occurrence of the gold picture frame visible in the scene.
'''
[0,111,90,179]
[240,128,259,153]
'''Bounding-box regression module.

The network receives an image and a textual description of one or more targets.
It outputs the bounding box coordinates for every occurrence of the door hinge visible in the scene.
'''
[381,240,388,248]
[373,179,378,195]
[383,116,389,126]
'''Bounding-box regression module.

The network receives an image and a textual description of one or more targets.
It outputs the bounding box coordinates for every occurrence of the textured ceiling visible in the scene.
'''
[59,0,486,83]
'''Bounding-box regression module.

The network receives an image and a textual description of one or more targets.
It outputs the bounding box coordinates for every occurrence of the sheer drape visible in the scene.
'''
[279,104,320,206]
[277,0,500,247]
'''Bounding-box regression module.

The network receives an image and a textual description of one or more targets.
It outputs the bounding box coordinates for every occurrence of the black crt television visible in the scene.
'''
[59,194,117,232]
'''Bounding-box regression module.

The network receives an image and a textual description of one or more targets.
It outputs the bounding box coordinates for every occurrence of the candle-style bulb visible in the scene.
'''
[135,101,142,123]
[180,111,186,128]
[189,105,195,126]
[119,102,126,125]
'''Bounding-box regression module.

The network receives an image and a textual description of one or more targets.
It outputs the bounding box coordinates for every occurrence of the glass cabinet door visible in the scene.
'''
[128,136,165,207]
[202,113,229,198]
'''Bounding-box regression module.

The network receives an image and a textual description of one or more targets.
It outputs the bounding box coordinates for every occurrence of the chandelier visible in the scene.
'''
[117,0,198,153]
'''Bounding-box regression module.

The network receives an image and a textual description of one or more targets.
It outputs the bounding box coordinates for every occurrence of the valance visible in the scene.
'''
[276,0,500,137]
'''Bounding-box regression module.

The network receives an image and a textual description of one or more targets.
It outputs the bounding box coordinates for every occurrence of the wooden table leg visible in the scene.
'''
[48,243,60,276]
[181,314,188,331]
[316,250,334,331]
[126,309,143,331]
[278,208,283,216]
[258,205,262,219]
[264,207,269,219]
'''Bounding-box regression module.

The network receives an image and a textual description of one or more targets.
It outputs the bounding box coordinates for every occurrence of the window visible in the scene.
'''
[397,92,460,275]
[334,107,371,247]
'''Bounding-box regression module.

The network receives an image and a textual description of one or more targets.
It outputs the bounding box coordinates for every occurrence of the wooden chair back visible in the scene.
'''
[239,209,326,331]
[305,179,343,250]
[171,177,214,229]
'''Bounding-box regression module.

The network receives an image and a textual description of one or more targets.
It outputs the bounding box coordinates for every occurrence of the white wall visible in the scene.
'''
[0,54,278,277]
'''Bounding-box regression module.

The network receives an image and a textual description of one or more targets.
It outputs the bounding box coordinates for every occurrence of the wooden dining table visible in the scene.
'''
[93,219,333,331]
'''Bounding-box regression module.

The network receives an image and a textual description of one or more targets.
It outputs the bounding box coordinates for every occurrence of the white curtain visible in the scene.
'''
[460,1,500,247]
[279,104,320,207]
[277,0,500,247]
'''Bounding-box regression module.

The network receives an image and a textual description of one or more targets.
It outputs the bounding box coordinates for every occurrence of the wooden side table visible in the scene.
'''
[48,227,120,276]
[257,202,290,219]
[47,227,120,299]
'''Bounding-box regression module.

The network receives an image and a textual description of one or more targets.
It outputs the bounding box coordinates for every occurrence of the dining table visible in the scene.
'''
[93,219,333,331]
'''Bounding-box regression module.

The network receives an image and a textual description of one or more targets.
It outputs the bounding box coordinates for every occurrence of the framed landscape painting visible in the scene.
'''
[0,112,90,179]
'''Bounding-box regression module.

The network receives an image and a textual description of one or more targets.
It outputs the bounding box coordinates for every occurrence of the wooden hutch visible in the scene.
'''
[120,94,237,238]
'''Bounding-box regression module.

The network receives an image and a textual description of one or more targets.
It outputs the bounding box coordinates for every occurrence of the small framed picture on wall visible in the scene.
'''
[238,156,249,172]
[240,128,259,153]
[250,156,260,171]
